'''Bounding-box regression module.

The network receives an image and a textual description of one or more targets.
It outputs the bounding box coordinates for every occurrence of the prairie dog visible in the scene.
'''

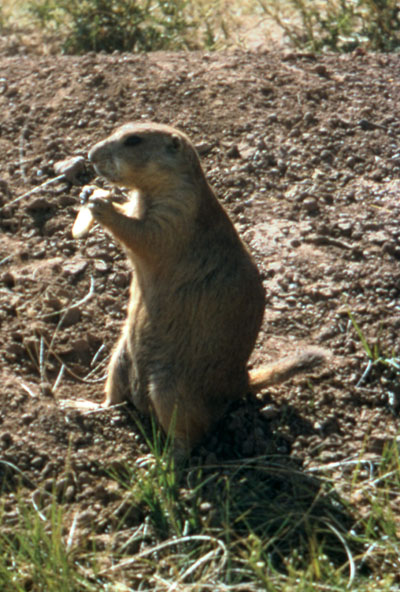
[86,122,325,453]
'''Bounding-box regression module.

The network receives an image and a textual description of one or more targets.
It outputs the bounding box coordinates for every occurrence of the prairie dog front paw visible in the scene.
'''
[88,189,114,222]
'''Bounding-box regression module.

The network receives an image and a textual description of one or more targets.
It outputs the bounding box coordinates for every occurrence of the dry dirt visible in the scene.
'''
[0,42,400,550]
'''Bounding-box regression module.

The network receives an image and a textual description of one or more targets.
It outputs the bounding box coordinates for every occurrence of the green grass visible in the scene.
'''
[348,311,400,392]
[3,0,400,53]
[2,425,400,591]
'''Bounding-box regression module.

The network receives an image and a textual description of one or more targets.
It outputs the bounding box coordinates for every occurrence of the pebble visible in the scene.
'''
[26,197,50,211]
[93,259,110,273]
[54,156,85,183]
[260,404,279,419]
[302,197,319,213]
[304,111,316,125]
[0,432,13,447]
[31,456,46,470]
[63,259,88,278]
[227,144,240,158]
[1,271,15,288]
[61,307,81,327]
[313,64,330,77]
[79,509,98,525]
[0,177,11,199]
[64,485,76,503]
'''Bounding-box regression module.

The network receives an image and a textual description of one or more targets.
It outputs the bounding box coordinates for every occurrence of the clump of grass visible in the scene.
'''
[348,311,400,393]
[0,496,94,591]
[104,419,372,589]
[25,0,194,53]
[2,434,400,590]
[15,0,234,53]
[255,0,400,52]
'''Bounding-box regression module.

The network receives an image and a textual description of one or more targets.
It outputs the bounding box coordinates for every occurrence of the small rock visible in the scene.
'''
[61,307,81,327]
[237,143,257,160]
[199,502,212,513]
[1,271,15,288]
[78,509,98,525]
[369,231,387,245]
[56,477,70,498]
[227,144,240,158]
[320,149,333,163]
[93,259,110,273]
[113,271,130,288]
[358,118,378,131]
[345,156,357,168]
[42,461,57,479]
[21,413,35,425]
[64,485,75,503]
[337,222,353,237]
[70,338,90,354]
[195,142,213,155]
[260,404,279,419]
[63,259,88,278]
[26,197,50,211]
[0,78,8,95]
[304,111,316,125]
[0,432,13,447]
[31,456,46,470]
[54,156,85,183]
[302,197,319,214]
[313,64,330,77]
[0,178,11,199]
[43,478,56,492]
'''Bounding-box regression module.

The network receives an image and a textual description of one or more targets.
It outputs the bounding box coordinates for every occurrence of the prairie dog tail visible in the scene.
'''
[249,347,328,392]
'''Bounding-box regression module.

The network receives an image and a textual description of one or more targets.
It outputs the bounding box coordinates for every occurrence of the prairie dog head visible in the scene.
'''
[88,122,203,194]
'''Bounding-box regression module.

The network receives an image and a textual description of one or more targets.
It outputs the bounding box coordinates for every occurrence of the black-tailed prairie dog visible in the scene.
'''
[83,121,325,453]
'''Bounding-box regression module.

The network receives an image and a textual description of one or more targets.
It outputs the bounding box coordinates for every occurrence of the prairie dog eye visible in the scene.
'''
[124,134,143,147]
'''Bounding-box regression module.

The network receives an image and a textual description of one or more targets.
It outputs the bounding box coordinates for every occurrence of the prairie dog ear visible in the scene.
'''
[167,134,182,152]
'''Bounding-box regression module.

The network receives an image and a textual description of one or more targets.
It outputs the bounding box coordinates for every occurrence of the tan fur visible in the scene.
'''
[87,122,325,452]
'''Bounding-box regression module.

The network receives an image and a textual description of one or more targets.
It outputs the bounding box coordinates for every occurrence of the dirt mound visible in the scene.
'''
[0,46,399,542]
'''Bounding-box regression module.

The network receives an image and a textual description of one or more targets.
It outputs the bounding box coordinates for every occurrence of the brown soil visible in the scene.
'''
[1,42,400,548]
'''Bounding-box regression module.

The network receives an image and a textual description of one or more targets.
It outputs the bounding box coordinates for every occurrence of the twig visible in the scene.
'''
[82,353,110,382]
[304,234,353,250]
[19,123,29,183]
[53,363,65,392]
[355,359,373,387]
[0,255,12,266]
[0,77,7,94]
[90,343,105,367]
[38,275,95,320]
[19,380,38,398]
[100,534,228,576]
[39,335,46,383]
[75,402,126,415]
[324,521,356,588]
[179,542,228,583]
[45,344,107,383]
[0,174,65,211]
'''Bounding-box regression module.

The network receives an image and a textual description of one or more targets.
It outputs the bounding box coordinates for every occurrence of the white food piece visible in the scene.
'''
[72,188,111,239]
[72,206,94,239]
